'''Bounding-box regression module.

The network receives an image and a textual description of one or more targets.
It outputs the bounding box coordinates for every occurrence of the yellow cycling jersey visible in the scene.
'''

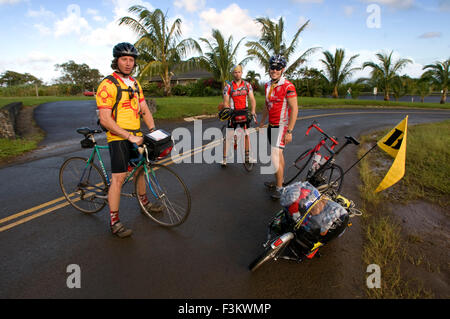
[96,72,145,142]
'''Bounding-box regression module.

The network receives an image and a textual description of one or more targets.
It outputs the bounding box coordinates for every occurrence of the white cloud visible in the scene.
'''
[199,4,259,40]
[26,6,55,18]
[19,51,55,64]
[79,0,153,47]
[1,51,60,84]
[418,32,442,39]
[174,0,205,13]
[86,8,99,15]
[34,23,52,36]
[359,0,415,9]
[111,0,154,21]
[54,4,91,37]
[0,0,23,4]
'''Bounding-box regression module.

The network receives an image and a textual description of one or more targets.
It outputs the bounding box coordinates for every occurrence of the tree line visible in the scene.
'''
[0,61,103,97]
[1,5,448,104]
[119,5,448,104]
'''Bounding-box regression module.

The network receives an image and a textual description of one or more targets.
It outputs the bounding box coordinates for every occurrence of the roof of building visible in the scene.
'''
[149,69,213,82]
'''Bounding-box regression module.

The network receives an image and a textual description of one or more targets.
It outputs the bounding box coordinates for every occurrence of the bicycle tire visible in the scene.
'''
[59,157,108,214]
[136,163,191,227]
[243,160,254,172]
[309,163,344,194]
[248,235,292,272]
[283,149,313,187]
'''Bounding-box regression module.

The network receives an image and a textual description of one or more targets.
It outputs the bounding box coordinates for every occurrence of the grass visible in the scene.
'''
[1,95,448,116]
[0,96,95,108]
[152,95,449,119]
[358,120,449,298]
[0,95,448,161]
[359,120,450,208]
[0,134,43,160]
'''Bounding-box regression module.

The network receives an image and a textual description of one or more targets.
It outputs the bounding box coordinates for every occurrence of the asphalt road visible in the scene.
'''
[0,100,449,299]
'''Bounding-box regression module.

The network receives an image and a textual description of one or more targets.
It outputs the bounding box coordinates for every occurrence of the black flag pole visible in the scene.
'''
[328,142,378,190]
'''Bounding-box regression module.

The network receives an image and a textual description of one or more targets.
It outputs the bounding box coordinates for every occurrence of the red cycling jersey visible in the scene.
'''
[265,77,297,126]
[223,80,253,110]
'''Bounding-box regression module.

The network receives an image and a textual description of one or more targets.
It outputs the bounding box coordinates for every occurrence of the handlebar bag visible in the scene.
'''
[143,129,174,160]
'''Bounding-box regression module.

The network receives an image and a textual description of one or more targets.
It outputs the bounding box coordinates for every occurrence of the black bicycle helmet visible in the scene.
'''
[269,54,287,68]
[113,42,138,59]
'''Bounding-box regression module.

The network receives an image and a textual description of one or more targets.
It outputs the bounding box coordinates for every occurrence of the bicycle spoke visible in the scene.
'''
[137,164,191,227]
[59,157,107,214]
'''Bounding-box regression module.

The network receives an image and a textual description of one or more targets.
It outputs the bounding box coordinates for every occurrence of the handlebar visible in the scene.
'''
[306,121,339,145]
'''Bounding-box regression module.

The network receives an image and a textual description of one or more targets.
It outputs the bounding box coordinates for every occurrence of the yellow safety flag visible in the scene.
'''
[375,116,408,193]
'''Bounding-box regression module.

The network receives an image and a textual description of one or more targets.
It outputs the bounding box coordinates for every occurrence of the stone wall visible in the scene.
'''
[0,102,22,139]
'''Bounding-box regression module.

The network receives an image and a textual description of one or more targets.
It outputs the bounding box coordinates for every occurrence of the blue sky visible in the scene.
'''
[0,0,449,83]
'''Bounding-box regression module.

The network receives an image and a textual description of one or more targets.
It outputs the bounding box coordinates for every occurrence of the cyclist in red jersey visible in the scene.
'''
[259,55,299,200]
[221,65,256,166]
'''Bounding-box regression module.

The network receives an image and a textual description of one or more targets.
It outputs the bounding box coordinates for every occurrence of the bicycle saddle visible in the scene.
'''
[77,127,103,136]
[345,136,360,145]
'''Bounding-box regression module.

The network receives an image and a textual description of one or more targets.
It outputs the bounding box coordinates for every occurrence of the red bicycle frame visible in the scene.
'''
[305,122,338,161]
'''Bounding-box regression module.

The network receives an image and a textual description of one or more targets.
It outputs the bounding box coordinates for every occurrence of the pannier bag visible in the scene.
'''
[280,181,348,234]
[143,129,174,160]
[80,137,95,149]
[232,109,250,125]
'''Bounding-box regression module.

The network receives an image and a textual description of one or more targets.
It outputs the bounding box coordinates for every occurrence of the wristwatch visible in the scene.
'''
[287,129,293,134]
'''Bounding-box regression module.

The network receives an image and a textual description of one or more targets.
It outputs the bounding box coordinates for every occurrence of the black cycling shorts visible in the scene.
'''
[108,140,140,174]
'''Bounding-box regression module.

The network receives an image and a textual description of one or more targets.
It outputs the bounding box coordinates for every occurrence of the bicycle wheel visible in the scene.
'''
[136,163,191,227]
[59,157,108,214]
[308,163,344,194]
[283,149,313,187]
[248,233,294,272]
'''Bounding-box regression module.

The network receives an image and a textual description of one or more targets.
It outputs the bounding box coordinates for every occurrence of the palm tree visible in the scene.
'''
[362,51,412,101]
[422,58,450,104]
[415,77,432,103]
[320,48,360,98]
[246,17,319,76]
[294,67,327,97]
[391,76,408,101]
[118,6,202,96]
[245,70,261,89]
[198,29,250,88]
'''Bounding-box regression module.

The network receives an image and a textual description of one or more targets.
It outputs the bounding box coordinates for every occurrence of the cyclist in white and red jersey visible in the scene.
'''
[221,65,256,167]
[259,55,299,200]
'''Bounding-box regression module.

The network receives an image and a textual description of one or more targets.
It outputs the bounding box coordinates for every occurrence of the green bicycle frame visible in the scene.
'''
[85,144,159,198]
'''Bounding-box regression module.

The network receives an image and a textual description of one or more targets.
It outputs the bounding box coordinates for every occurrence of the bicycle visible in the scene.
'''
[59,127,191,227]
[281,121,360,193]
[221,110,257,172]
[248,190,363,272]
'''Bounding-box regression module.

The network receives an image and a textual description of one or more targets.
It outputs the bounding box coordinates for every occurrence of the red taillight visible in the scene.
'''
[157,146,173,160]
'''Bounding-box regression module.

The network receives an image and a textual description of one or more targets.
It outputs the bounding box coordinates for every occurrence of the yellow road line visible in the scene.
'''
[0,201,70,233]
[0,196,67,225]
[1,110,446,233]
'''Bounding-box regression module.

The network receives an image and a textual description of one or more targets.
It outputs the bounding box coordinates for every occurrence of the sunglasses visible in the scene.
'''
[270,65,283,71]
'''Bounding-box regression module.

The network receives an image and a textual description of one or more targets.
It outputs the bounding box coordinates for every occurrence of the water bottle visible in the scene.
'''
[307,153,322,178]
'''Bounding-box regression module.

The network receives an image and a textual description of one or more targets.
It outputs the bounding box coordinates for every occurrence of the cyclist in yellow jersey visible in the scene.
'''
[96,42,162,238]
